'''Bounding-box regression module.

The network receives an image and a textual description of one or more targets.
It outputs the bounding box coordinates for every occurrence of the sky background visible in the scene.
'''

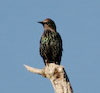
[0,0,100,93]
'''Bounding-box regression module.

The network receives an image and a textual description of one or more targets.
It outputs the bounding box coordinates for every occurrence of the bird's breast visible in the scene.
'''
[41,37,49,44]
[41,31,57,45]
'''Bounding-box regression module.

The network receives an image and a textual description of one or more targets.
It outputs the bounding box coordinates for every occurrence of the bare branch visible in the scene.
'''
[24,63,73,93]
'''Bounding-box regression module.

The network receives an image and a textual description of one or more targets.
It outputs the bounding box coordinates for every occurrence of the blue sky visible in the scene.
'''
[0,0,100,93]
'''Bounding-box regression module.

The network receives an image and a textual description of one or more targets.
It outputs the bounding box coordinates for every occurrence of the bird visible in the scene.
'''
[38,18,63,65]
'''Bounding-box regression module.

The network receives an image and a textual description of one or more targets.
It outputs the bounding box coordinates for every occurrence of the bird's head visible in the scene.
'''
[38,18,56,32]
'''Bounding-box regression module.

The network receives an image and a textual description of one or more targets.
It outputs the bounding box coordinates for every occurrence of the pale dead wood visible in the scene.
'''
[24,63,73,93]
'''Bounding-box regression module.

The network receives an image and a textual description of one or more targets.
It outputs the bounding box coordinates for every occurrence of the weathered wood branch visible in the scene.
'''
[24,63,73,93]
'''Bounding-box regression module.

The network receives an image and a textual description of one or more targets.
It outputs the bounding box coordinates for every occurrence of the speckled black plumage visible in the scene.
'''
[40,30,63,65]
[39,18,63,65]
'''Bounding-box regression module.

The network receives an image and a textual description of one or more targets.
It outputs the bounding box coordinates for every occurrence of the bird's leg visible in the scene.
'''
[45,60,49,66]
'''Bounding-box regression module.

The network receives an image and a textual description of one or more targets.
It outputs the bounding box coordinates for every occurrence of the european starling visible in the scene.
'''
[38,18,63,65]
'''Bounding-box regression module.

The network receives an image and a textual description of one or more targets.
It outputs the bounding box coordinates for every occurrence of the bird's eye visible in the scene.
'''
[45,22,49,25]
[44,22,51,26]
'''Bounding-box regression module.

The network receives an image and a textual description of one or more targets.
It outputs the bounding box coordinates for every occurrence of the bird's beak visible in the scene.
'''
[38,21,44,24]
